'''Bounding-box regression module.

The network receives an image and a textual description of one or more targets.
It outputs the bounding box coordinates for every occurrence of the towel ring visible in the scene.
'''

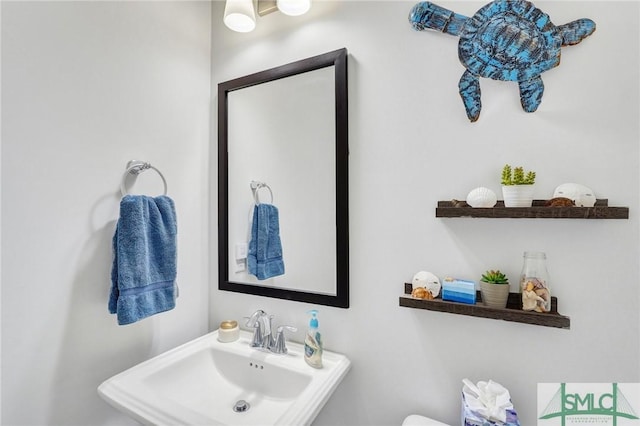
[250,180,273,205]
[120,160,168,197]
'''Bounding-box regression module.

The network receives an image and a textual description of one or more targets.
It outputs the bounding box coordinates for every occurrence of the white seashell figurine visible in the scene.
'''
[412,271,441,297]
[553,183,596,207]
[466,187,498,208]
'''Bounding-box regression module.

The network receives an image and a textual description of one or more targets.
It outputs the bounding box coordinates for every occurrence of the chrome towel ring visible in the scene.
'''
[250,180,273,205]
[120,160,168,197]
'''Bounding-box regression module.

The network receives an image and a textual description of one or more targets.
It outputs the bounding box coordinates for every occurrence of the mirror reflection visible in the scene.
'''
[227,66,336,294]
[218,48,349,308]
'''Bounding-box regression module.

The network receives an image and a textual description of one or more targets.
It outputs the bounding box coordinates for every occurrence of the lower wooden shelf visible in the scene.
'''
[400,283,570,329]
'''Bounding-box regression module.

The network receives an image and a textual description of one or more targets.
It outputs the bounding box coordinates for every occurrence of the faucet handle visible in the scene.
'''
[245,310,268,348]
[245,309,266,327]
[249,321,264,348]
[270,325,297,354]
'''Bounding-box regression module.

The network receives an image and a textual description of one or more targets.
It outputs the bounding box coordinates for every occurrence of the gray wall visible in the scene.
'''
[2,2,211,424]
[210,2,640,425]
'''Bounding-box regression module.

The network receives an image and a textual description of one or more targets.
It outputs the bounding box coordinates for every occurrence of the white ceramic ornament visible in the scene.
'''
[412,271,441,297]
[553,183,596,207]
[466,187,498,208]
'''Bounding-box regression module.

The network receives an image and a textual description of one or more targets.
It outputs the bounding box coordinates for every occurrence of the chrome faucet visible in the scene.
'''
[245,310,297,354]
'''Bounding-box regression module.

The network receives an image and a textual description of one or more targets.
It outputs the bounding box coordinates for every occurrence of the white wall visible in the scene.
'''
[1,2,211,424]
[210,2,640,425]
[2,1,637,425]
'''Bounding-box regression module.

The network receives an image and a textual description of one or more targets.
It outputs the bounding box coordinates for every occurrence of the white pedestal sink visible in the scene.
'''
[98,329,351,425]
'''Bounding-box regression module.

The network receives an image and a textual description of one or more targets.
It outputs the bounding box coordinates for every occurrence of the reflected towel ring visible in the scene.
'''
[250,180,273,205]
[120,160,168,197]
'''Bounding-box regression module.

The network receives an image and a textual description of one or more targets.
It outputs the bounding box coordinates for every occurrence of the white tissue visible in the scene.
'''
[462,378,513,424]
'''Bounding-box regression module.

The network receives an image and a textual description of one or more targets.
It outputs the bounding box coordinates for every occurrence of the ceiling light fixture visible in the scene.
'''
[223,0,256,33]
[224,0,311,32]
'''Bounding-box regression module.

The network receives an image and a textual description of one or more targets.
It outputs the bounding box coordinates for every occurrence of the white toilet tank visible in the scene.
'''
[402,414,451,426]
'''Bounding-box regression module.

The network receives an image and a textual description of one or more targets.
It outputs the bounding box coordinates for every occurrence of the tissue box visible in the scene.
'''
[461,393,520,426]
[442,277,476,304]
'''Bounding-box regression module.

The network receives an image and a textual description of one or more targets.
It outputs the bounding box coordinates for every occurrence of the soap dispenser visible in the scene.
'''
[304,310,323,369]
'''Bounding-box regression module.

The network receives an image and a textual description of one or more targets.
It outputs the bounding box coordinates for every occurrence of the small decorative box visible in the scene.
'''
[442,277,476,304]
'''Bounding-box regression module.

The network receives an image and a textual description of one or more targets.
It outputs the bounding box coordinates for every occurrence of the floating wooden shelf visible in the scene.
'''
[436,199,628,219]
[399,283,570,329]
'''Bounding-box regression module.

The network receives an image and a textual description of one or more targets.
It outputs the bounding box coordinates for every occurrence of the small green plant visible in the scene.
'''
[501,164,536,186]
[481,269,509,284]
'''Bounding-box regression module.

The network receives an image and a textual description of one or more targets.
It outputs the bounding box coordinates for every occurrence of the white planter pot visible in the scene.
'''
[479,281,510,309]
[502,185,535,207]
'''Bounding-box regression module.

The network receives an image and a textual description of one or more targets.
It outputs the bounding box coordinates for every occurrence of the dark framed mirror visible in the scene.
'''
[218,48,349,308]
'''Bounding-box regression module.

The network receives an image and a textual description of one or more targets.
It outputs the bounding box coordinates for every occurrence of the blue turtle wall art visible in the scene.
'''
[409,0,596,122]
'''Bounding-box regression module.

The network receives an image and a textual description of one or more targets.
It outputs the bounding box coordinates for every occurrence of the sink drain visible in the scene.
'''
[233,400,250,413]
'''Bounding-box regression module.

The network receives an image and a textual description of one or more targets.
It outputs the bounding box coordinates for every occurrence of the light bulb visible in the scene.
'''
[224,0,256,32]
[277,0,311,16]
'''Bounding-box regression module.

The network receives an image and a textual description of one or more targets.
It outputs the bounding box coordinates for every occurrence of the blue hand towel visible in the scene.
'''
[109,195,177,325]
[248,203,284,280]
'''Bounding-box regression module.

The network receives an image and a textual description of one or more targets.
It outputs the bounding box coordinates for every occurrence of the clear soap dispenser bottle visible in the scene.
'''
[304,310,323,369]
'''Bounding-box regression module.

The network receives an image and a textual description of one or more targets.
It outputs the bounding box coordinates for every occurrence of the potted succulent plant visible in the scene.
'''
[501,164,536,207]
[479,269,510,308]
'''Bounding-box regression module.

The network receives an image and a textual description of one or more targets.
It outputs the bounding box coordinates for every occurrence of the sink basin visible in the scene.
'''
[98,329,351,425]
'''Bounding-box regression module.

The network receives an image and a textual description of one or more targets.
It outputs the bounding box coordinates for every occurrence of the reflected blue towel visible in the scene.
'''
[248,203,284,280]
[109,195,177,325]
